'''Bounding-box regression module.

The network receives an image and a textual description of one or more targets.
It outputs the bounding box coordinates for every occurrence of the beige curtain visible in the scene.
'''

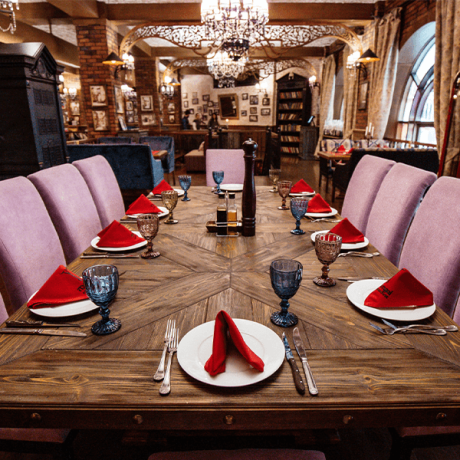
[368,8,402,139]
[343,46,358,139]
[434,0,460,176]
[315,55,336,154]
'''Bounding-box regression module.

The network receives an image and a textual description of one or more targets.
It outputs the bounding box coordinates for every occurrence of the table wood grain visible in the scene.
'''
[0,186,460,432]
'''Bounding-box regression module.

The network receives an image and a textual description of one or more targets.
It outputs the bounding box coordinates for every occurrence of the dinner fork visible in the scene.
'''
[338,252,380,258]
[160,327,179,396]
[382,318,458,333]
[154,319,174,381]
[308,218,341,223]
[369,322,447,336]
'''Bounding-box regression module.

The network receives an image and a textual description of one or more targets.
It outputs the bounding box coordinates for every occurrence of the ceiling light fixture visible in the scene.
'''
[0,0,19,34]
[207,49,245,86]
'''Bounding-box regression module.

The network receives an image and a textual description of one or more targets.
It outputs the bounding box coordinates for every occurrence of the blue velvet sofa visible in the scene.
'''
[139,136,175,174]
[67,144,164,190]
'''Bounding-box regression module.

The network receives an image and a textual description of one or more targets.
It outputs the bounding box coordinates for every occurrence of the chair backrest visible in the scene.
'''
[366,163,436,266]
[205,149,245,186]
[73,155,125,228]
[67,144,164,190]
[28,164,102,264]
[97,136,132,144]
[399,177,460,318]
[139,136,175,173]
[0,293,8,325]
[341,155,395,234]
[0,176,66,310]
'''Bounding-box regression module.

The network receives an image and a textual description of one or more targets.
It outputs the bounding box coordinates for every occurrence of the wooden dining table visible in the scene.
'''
[1,186,460,435]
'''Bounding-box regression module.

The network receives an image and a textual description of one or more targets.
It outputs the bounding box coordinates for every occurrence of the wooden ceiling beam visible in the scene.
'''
[46,0,99,19]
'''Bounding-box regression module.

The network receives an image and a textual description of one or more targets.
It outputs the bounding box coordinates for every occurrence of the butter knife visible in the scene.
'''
[80,254,139,259]
[293,327,318,396]
[282,333,305,395]
[6,320,81,328]
[0,328,87,337]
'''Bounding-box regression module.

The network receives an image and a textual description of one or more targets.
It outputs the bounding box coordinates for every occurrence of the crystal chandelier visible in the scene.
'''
[0,0,19,34]
[207,49,245,83]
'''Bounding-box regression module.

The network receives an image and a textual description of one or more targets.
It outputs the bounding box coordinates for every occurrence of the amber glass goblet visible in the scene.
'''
[278,180,292,210]
[136,214,160,259]
[161,190,179,224]
[313,233,342,287]
[269,169,281,193]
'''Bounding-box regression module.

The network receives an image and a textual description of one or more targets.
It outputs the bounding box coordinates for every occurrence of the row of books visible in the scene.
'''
[279,124,301,132]
[278,102,303,110]
[279,91,303,99]
[281,136,299,143]
[278,113,302,120]
[281,146,300,154]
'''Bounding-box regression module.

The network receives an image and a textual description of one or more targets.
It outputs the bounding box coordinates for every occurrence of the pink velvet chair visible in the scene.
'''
[0,176,66,311]
[365,163,436,266]
[341,155,395,234]
[28,163,103,264]
[73,155,125,228]
[0,294,7,326]
[148,449,326,460]
[205,149,245,186]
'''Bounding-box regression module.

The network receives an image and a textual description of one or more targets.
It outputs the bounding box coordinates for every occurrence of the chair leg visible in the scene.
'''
[319,173,322,190]
[171,171,176,186]
[331,182,335,203]
[389,429,413,460]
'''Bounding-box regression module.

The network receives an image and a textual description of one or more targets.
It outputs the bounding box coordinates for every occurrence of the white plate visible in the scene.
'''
[305,208,338,218]
[177,319,285,387]
[147,188,184,198]
[91,230,146,252]
[311,230,369,250]
[289,190,315,197]
[29,295,98,318]
[127,206,169,219]
[220,184,244,192]
[346,279,436,321]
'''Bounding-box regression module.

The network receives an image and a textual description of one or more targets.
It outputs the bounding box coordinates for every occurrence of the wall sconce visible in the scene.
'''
[309,75,319,89]
[63,87,77,100]
[347,49,379,80]
[121,83,136,100]
[102,52,135,79]
[159,74,179,98]
[256,81,268,98]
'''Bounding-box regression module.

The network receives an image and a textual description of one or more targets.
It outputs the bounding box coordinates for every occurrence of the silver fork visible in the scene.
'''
[160,327,179,396]
[338,252,380,258]
[382,318,458,333]
[369,322,447,336]
[308,218,342,223]
[154,319,174,381]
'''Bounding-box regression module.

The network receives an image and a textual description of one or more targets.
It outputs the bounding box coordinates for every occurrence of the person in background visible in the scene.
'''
[193,113,204,130]
[181,109,191,130]
[208,112,219,131]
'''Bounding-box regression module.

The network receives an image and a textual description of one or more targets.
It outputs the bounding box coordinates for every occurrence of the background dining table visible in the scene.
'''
[0,186,460,435]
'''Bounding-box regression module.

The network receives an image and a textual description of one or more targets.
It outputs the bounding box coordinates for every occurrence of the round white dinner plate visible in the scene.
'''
[311,230,369,251]
[29,295,98,318]
[147,188,184,198]
[91,231,146,252]
[346,279,436,321]
[289,190,315,197]
[177,319,285,387]
[220,184,244,192]
[127,206,169,219]
[305,208,338,218]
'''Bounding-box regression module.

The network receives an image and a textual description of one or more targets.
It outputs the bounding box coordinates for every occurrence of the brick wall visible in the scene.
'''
[134,58,159,133]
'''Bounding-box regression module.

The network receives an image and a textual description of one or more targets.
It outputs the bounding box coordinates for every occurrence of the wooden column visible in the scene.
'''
[241,139,258,237]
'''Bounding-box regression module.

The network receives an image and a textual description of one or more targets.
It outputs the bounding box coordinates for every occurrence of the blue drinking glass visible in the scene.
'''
[82,264,121,335]
[290,197,309,235]
[212,170,224,194]
[178,175,191,201]
[270,259,303,327]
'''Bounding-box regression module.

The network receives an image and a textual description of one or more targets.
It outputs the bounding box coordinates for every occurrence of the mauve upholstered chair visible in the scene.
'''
[148,449,326,460]
[0,294,7,326]
[398,176,460,318]
[205,149,245,186]
[73,155,125,228]
[0,176,66,311]
[28,163,102,264]
[365,163,436,266]
[341,155,395,234]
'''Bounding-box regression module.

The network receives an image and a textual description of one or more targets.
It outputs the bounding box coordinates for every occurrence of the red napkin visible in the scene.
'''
[97,220,145,248]
[152,179,173,195]
[364,268,433,309]
[151,150,160,156]
[291,179,314,194]
[204,311,265,376]
[307,194,332,213]
[27,265,88,309]
[126,194,162,215]
[328,218,365,243]
[337,145,347,153]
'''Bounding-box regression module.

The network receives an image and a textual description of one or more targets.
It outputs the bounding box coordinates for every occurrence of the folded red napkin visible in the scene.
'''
[204,311,265,376]
[97,220,145,248]
[152,179,173,195]
[151,150,160,156]
[364,268,434,309]
[328,218,365,243]
[126,194,162,215]
[291,179,314,194]
[27,265,88,309]
[307,194,332,213]
[337,145,347,153]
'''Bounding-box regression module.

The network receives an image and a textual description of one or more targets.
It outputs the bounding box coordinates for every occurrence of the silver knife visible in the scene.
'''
[80,254,139,259]
[293,327,319,396]
[337,277,388,282]
[0,328,87,337]
[282,333,305,395]
[6,320,81,328]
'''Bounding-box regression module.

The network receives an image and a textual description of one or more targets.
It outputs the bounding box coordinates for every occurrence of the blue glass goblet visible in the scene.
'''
[212,170,224,194]
[290,197,309,235]
[82,264,121,336]
[178,175,191,201]
[270,259,303,327]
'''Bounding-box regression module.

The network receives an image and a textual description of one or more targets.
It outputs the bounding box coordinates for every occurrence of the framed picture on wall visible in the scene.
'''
[189,108,195,114]
[208,101,214,107]
[126,100,133,111]
[192,98,199,105]
[262,97,270,106]
[183,93,188,99]
[241,110,247,117]
[70,101,80,116]
[126,110,134,117]
[358,81,369,110]
[192,92,198,98]
[203,105,207,113]
[90,85,107,107]
[250,95,259,105]
[203,94,210,101]
[242,93,248,100]
[118,116,127,131]
[140,95,153,111]
[167,102,175,113]
[249,115,258,122]
[169,115,175,124]
[127,114,134,123]
[114,86,124,114]
[250,107,257,115]
[92,110,109,130]
[261,108,271,116]
[202,114,208,121]
[184,101,189,108]
[142,114,156,125]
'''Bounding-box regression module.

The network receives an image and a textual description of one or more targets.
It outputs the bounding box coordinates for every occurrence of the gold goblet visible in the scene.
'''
[161,190,179,224]
[136,214,160,259]
[277,180,292,210]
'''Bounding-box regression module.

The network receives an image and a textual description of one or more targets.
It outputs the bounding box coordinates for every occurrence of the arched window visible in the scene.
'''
[397,38,436,144]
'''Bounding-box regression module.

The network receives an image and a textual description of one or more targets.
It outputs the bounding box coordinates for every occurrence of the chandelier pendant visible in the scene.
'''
[0,0,19,34]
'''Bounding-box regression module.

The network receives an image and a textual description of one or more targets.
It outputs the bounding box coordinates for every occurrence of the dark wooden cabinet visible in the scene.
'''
[276,74,311,156]
[0,43,67,180]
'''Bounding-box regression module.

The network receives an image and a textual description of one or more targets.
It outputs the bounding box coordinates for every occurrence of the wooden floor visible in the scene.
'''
[2,157,459,460]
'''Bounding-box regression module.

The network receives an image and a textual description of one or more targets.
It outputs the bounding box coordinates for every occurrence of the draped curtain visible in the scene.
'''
[315,55,336,154]
[343,46,359,139]
[368,8,402,139]
[434,0,460,176]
